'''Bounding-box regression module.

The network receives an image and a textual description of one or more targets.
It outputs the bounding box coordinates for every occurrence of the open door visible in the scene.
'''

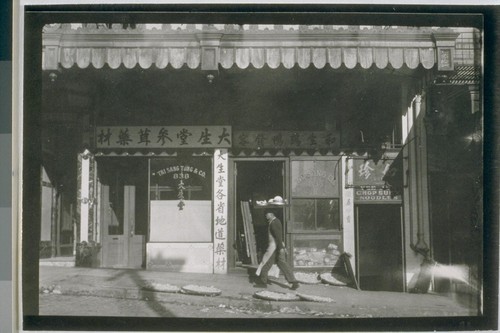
[356,204,404,291]
[234,160,286,265]
[99,159,146,268]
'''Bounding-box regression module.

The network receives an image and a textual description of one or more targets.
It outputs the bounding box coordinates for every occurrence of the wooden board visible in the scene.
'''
[241,201,258,265]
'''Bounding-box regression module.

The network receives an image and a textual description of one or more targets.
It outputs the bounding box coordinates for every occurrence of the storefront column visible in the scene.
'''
[341,156,356,274]
[77,149,92,242]
[213,149,228,274]
[402,84,419,288]
[415,93,431,255]
[402,86,432,289]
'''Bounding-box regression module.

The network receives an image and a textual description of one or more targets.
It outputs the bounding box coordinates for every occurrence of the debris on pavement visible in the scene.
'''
[294,272,321,284]
[142,281,181,293]
[40,285,62,295]
[181,284,222,296]
[296,292,334,303]
[253,290,301,301]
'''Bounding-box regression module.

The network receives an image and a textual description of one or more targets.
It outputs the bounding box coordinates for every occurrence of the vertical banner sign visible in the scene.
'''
[213,149,228,274]
[79,151,90,242]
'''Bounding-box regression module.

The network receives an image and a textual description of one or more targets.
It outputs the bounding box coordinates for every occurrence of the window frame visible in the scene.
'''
[289,157,342,234]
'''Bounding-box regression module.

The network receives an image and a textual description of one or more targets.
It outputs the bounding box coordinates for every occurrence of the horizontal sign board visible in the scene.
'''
[96,126,232,149]
[233,131,340,150]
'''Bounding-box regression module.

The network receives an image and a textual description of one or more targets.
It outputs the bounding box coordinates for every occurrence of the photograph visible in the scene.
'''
[16,4,498,332]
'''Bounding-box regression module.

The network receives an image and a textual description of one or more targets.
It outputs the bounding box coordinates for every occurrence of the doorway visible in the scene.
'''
[234,160,285,264]
[98,158,148,268]
[356,204,404,291]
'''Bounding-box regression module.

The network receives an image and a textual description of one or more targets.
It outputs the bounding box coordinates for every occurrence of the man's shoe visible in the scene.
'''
[290,282,300,290]
[253,282,267,288]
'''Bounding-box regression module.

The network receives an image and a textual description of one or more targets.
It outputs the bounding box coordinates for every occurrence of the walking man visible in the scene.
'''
[254,211,299,290]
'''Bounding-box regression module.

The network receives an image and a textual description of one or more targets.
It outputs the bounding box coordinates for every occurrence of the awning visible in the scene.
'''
[42,24,459,71]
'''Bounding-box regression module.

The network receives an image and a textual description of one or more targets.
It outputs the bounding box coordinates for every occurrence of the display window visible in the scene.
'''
[290,159,341,233]
[289,158,342,269]
[291,199,340,231]
[292,234,343,268]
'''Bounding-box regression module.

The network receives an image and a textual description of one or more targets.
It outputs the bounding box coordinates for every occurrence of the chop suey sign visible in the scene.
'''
[352,159,402,203]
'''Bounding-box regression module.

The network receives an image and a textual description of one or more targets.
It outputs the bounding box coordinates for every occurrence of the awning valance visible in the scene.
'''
[42,24,459,71]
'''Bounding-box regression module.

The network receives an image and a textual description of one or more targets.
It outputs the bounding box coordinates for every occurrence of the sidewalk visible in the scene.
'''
[39,265,476,318]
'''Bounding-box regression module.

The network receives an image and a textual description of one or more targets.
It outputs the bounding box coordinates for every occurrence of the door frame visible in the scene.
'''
[99,171,145,269]
[231,157,289,268]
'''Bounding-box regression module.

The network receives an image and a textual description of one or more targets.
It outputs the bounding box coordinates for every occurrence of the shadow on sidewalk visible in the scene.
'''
[106,269,176,317]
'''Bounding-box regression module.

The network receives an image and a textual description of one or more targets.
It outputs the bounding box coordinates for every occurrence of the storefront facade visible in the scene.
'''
[40,24,482,292]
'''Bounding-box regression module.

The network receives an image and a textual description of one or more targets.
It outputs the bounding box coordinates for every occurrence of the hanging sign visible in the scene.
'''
[233,131,339,150]
[352,159,402,203]
[96,126,232,149]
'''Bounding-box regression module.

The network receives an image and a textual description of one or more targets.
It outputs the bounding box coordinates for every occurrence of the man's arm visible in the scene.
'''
[270,219,284,250]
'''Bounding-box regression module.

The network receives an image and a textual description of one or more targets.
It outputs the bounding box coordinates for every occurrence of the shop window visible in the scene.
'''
[290,159,340,232]
[292,198,340,231]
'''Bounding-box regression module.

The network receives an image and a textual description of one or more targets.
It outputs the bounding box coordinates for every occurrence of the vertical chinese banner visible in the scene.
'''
[213,149,228,274]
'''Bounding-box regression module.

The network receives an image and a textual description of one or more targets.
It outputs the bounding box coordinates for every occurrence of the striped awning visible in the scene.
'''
[42,24,459,71]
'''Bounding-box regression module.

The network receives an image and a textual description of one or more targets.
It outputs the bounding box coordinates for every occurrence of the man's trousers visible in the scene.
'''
[258,250,298,284]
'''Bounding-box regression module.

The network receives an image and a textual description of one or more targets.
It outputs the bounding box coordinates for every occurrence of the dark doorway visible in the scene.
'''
[235,161,285,264]
[356,204,404,292]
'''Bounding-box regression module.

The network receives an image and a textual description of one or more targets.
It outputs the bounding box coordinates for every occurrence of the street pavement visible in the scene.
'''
[38,265,476,318]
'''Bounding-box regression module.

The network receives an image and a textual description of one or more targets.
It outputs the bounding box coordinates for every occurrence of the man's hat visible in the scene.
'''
[268,195,286,205]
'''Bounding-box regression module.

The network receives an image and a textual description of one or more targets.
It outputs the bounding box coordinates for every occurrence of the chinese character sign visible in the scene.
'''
[96,126,232,149]
[233,131,339,150]
[353,159,398,186]
[352,158,402,203]
[213,149,228,274]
